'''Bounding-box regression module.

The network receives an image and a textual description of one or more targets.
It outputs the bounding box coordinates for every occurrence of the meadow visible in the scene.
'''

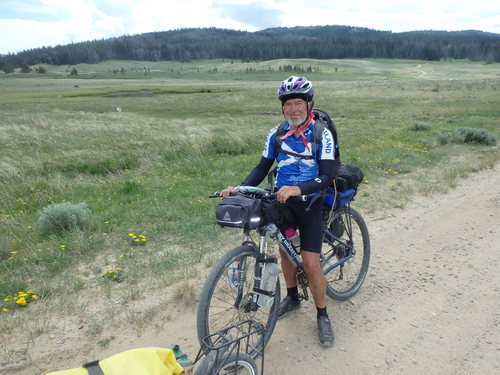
[0,58,498,362]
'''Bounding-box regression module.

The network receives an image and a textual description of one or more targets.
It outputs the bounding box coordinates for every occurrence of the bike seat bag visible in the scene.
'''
[216,193,262,229]
[324,164,364,210]
[335,164,364,192]
[324,187,356,210]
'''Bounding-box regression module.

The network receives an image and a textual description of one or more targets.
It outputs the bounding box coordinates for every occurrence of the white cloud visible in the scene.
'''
[0,0,499,54]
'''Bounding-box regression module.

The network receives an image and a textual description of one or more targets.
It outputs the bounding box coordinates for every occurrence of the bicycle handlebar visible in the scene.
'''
[210,186,308,201]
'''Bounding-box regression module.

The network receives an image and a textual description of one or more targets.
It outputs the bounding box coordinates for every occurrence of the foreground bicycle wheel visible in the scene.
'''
[195,352,258,375]
[217,353,258,375]
[322,206,370,300]
[197,245,280,358]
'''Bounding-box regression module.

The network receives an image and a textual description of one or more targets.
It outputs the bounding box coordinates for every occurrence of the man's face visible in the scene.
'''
[283,98,308,127]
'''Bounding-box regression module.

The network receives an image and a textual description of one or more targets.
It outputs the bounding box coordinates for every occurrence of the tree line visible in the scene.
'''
[1,25,499,71]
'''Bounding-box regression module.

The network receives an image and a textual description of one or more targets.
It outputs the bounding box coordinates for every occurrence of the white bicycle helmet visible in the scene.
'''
[277,76,314,103]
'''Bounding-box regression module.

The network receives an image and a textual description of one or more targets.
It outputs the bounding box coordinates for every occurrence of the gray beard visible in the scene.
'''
[286,114,307,127]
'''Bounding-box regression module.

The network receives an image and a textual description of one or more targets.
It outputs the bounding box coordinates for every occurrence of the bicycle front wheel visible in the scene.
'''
[196,245,280,358]
[322,206,370,300]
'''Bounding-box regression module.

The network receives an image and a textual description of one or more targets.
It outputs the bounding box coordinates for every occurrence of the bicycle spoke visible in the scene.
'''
[197,245,280,359]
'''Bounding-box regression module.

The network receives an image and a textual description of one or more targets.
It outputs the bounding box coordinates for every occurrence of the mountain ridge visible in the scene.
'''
[1,25,499,69]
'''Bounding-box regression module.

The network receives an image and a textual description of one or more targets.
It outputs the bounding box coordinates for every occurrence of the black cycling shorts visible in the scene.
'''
[277,195,324,253]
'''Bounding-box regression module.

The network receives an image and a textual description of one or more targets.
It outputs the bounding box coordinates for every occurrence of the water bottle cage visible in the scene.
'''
[253,288,276,297]
[256,254,277,264]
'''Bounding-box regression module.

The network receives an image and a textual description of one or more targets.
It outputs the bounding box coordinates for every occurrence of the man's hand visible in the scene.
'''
[276,185,301,203]
[220,186,239,198]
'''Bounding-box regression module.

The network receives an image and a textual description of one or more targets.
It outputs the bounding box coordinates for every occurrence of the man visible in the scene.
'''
[220,76,339,347]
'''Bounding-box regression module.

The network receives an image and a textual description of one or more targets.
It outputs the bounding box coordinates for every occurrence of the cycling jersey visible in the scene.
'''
[241,118,338,195]
[263,119,336,190]
[240,117,339,253]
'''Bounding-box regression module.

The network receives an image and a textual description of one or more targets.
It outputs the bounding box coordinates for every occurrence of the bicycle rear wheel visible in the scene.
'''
[195,352,258,375]
[217,353,258,375]
[322,206,370,300]
[197,245,280,358]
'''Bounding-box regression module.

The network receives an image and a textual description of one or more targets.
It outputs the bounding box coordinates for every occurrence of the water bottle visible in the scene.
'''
[170,345,194,374]
[226,260,240,287]
[285,228,301,253]
[258,257,278,308]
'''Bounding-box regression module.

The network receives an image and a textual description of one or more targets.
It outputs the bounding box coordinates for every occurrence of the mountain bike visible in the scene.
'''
[196,185,370,358]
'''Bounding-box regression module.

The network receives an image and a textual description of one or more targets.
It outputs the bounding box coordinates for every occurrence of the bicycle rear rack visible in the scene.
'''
[195,319,266,374]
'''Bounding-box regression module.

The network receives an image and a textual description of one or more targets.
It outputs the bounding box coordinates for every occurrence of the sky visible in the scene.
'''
[0,0,499,55]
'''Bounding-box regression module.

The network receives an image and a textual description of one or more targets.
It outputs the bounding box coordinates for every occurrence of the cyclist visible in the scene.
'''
[220,76,340,347]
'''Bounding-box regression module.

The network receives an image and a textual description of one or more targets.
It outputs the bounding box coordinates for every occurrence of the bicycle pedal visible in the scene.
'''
[297,292,309,302]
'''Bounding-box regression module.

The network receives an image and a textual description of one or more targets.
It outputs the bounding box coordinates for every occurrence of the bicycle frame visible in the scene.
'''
[224,186,358,308]
[242,204,356,300]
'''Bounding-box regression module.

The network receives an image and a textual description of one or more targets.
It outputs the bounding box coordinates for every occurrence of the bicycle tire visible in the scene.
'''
[195,352,258,375]
[322,206,370,300]
[197,245,280,359]
[216,353,258,375]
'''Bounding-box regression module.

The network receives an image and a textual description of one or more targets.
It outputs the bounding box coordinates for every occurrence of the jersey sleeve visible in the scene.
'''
[318,127,335,161]
[262,125,279,159]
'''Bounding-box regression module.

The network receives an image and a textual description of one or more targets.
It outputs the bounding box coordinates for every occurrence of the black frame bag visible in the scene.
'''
[215,193,262,229]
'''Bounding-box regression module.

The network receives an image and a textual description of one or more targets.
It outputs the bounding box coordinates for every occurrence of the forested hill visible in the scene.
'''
[2,25,500,69]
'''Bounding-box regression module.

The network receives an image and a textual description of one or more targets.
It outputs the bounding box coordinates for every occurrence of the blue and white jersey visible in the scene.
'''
[262,120,335,189]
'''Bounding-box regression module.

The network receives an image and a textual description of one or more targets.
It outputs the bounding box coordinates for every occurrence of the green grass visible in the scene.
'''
[0,58,499,361]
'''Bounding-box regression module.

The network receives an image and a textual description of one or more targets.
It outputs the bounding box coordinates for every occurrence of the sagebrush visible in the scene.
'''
[37,202,92,234]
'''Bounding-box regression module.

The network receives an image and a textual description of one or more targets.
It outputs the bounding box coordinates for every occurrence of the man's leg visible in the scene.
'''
[301,251,326,308]
[279,248,297,288]
[277,248,301,318]
[302,250,335,347]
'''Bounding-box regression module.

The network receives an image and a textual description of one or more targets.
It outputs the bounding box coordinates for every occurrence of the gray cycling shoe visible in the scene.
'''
[317,315,335,347]
[277,296,301,319]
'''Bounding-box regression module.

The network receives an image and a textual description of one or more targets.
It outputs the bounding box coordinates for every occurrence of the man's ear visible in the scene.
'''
[308,100,314,112]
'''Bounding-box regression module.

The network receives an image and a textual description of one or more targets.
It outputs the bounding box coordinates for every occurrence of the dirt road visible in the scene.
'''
[8,165,500,375]
[267,164,500,374]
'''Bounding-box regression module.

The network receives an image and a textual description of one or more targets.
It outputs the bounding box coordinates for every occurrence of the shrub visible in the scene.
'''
[436,128,496,146]
[454,127,497,145]
[409,121,432,131]
[37,202,91,234]
[437,130,454,144]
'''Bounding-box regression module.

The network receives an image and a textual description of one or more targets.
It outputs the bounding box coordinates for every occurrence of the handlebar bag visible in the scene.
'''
[216,193,261,229]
